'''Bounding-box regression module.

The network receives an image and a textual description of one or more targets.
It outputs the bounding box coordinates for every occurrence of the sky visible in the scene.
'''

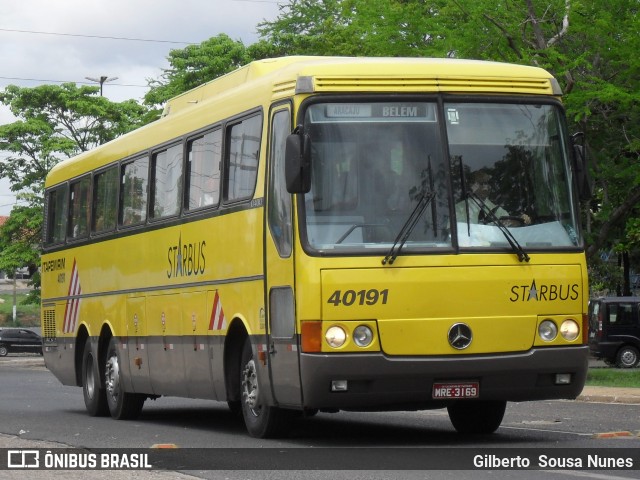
[0,0,283,215]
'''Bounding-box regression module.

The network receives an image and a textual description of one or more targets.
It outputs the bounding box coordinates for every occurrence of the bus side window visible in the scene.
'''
[92,166,118,233]
[68,176,91,240]
[45,185,68,245]
[268,109,292,257]
[151,143,183,219]
[225,114,262,202]
[186,129,222,211]
[120,156,149,226]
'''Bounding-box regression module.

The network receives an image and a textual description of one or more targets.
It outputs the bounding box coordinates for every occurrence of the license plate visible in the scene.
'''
[432,382,479,399]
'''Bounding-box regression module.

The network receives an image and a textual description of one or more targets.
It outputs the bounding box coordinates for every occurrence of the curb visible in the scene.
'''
[575,384,640,405]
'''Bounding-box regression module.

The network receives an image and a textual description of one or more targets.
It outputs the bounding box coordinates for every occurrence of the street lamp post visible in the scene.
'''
[85,75,118,96]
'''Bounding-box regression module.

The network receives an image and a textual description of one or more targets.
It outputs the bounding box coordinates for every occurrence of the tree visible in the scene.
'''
[0,203,42,304]
[257,0,640,293]
[257,0,441,57]
[0,83,147,192]
[0,83,148,300]
[144,34,257,109]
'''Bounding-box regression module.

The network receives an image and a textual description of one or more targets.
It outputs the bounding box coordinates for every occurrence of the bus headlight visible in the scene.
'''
[538,320,557,342]
[353,325,374,347]
[560,319,580,341]
[325,326,347,348]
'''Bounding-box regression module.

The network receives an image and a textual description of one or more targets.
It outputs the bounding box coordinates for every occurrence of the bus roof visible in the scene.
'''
[46,56,560,187]
[163,56,560,116]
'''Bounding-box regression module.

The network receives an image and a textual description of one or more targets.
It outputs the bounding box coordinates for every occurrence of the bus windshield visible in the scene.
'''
[300,100,581,255]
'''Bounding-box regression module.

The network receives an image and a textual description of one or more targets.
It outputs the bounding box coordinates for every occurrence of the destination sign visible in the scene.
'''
[322,103,435,121]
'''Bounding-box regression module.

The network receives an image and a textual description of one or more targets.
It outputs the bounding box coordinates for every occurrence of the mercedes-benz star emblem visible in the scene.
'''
[448,323,473,350]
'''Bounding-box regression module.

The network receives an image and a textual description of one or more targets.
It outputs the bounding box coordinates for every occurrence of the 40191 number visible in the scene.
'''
[327,289,389,307]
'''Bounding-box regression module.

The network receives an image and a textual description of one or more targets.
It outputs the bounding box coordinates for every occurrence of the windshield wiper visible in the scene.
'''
[382,191,435,265]
[467,192,530,263]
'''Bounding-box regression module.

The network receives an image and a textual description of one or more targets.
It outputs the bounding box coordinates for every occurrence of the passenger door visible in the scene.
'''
[264,105,302,407]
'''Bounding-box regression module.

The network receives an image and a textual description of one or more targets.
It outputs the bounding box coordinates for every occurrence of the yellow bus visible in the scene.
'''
[41,56,590,438]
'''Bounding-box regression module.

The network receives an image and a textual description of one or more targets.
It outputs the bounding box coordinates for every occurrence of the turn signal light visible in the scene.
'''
[301,321,322,352]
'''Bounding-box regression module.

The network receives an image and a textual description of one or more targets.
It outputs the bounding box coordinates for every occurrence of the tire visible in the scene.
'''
[239,338,290,438]
[104,337,145,420]
[615,346,639,369]
[0,345,8,357]
[447,400,507,434]
[82,340,108,416]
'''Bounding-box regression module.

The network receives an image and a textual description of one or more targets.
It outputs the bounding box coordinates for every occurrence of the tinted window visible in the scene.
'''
[120,156,148,226]
[608,303,636,326]
[93,166,118,233]
[152,144,183,219]
[268,109,292,257]
[45,185,68,245]
[226,114,261,202]
[68,177,91,240]
[186,129,222,210]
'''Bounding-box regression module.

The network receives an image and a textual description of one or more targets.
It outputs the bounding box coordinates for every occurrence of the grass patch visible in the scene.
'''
[0,293,40,327]
[586,368,640,388]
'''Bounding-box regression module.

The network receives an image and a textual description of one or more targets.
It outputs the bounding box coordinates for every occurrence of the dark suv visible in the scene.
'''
[0,328,43,356]
[589,297,640,368]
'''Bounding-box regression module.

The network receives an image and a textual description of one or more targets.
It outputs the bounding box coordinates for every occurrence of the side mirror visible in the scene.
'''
[571,132,592,202]
[285,130,311,194]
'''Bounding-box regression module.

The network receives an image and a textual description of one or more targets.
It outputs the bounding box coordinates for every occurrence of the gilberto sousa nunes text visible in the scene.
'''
[474,453,635,470]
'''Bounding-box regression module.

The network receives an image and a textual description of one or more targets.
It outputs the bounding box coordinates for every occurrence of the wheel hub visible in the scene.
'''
[621,350,637,366]
[105,354,120,399]
[241,359,260,413]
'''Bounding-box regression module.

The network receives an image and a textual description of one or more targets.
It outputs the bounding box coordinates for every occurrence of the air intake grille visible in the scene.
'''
[43,309,57,344]
[313,76,553,95]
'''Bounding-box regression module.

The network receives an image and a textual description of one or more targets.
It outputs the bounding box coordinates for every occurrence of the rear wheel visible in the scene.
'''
[104,337,145,420]
[0,345,7,357]
[447,400,506,434]
[240,338,290,438]
[82,340,108,416]
[616,346,639,368]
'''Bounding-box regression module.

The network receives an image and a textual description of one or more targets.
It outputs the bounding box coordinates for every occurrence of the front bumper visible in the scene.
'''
[300,346,589,409]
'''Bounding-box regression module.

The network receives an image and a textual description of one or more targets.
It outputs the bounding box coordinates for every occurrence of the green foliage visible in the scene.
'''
[0,83,148,297]
[586,368,640,388]
[0,83,147,194]
[144,34,255,108]
[0,0,636,297]
[254,0,640,292]
[0,204,42,302]
[0,293,40,326]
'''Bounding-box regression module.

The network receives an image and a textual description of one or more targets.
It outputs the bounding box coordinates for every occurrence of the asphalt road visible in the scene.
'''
[0,357,639,480]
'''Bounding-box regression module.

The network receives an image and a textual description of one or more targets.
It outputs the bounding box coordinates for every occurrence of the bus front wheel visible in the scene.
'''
[81,340,108,416]
[104,337,145,420]
[447,400,506,434]
[239,338,290,438]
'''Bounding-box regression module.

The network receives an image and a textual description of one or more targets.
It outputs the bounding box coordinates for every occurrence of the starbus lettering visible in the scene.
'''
[509,279,580,302]
[167,235,206,278]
